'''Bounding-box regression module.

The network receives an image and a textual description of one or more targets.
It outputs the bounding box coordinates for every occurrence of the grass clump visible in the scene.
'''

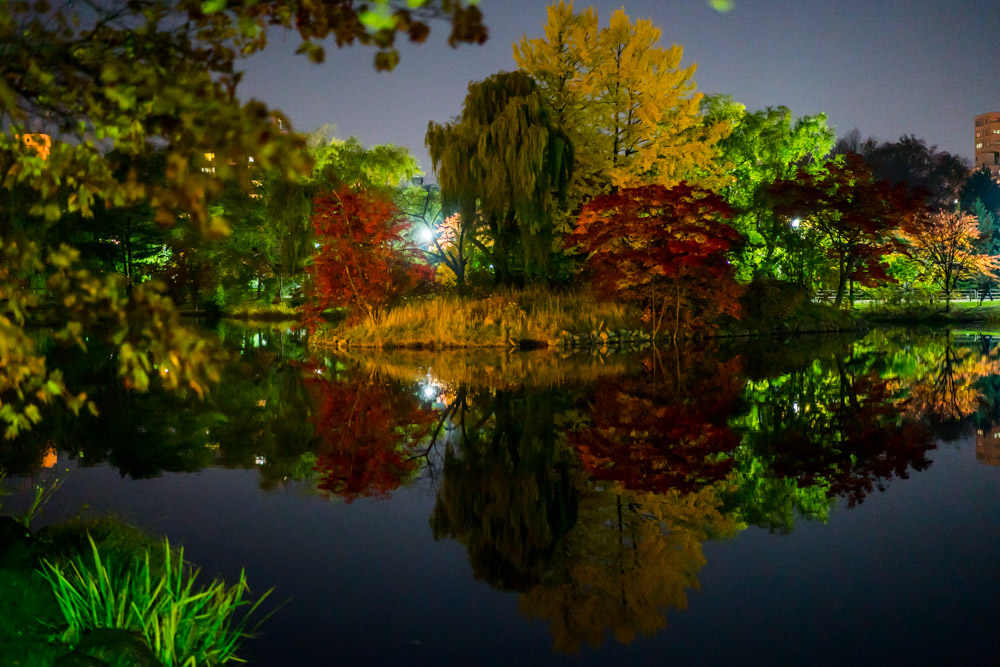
[225,301,298,321]
[314,287,637,348]
[40,533,270,666]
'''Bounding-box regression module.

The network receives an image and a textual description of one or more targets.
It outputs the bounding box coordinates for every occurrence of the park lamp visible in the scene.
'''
[418,226,435,245]
[791,217,801,229]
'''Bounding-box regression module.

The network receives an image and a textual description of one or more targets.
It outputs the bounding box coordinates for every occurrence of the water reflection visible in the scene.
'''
[7,327,1000,656]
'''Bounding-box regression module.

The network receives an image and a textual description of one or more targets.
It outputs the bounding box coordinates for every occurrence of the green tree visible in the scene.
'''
[702,97,834,280]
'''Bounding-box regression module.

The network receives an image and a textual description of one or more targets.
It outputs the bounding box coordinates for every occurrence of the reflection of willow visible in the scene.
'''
[302,364,434,501]
[732,353,934,515]
[900,333,1000,423]
[430,388,579,591]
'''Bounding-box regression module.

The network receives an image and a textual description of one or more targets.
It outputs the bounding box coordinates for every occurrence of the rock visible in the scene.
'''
[61,628,161,667]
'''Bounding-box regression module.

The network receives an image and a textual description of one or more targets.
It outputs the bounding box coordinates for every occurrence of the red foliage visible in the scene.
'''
[301,364,435,502]
[569,183,742,337]
[569,355,745,495]
[766,371,935,507]
[771,153,925,302]
[302,186,429,327]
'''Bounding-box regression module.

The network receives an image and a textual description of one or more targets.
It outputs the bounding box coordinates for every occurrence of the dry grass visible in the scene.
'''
[312,288,638,348]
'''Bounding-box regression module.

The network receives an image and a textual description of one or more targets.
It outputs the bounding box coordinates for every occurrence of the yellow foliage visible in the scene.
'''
[514,1,730,203]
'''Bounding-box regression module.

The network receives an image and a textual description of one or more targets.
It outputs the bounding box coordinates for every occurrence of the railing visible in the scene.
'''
[812,288,986,303]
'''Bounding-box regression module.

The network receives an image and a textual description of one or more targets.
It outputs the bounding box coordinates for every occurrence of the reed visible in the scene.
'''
[314,287,638,348]
[225,302,298,321]
[40,534,270,666]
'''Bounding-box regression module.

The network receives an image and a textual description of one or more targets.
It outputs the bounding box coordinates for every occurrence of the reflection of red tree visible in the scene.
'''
[769,371,934,507]
[302,365,434,502]
[570,356,744,494]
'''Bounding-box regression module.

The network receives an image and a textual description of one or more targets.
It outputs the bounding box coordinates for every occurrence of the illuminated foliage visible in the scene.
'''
[772,153,925,306]
[304,187,430,325]
[899,210,1000,311]
[701,96,834,280]
[514,2,729,207]
[569,184,742,338]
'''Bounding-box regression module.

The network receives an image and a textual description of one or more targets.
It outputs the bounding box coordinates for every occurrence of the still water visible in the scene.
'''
[6,326,1000,665]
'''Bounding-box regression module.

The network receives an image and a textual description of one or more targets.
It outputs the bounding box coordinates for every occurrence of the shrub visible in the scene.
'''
[40,534,270,666]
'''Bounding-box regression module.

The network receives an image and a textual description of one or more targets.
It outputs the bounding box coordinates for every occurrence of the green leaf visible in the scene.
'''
[201,0,226,13]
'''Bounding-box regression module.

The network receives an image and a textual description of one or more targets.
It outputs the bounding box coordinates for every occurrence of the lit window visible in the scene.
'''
[204,152,215,161]
[977,142,984,149]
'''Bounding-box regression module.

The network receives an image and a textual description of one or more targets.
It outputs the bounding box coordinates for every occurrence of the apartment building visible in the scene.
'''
[974,112,1000,179]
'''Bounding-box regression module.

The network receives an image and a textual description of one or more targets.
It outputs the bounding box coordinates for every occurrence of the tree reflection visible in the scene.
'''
[902,332,1000,424]
[520,484,736,653]
[430,388,579,591]
[302,363,434,501]
[731,347,936,522]
[568,349,744,494]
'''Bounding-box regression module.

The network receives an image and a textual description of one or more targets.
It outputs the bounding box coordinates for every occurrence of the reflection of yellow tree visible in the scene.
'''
[519,482,737,653]
[902,336,1000,421]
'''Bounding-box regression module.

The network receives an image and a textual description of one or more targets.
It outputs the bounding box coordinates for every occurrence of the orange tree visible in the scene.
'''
[568,183,741,339]
[899,210,1000,311]
[303,186,431,326]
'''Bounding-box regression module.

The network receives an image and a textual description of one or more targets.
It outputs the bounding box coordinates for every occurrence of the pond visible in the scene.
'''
[4,326,1000,665]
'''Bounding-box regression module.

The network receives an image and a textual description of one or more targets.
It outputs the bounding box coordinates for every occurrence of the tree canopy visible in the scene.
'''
[514,1,728,206]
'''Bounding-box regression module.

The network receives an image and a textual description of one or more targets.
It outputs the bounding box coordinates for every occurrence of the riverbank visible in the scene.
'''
[0,514,265,666]
[305,287,858,350]
[856,299,1000,327]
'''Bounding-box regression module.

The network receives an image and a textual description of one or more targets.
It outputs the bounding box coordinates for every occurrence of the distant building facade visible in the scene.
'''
[974,112,1000,179]
[976,426,1000,466]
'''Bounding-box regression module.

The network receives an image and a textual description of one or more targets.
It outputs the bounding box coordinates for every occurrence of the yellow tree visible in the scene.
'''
[900,211,1000,311]
[514,1,729,212]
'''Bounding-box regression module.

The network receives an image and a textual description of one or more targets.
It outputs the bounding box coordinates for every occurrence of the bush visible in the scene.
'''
[739,279,809,326]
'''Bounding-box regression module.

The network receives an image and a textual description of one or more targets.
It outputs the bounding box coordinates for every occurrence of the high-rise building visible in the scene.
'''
[974,112,1000,179]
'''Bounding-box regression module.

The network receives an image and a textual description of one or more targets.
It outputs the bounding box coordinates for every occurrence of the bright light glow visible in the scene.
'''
[791,218,801,229]
[422,385,437,400]
[418,227,435,245]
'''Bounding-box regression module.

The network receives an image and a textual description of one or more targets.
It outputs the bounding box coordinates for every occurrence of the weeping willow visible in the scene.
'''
[427,71,573,285]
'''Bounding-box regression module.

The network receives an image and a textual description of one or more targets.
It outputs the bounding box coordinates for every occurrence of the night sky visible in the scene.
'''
[238,0,1000,179]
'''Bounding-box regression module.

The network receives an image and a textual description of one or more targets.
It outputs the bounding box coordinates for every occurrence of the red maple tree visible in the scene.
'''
[771,153,926,307]
[569,183,742,339]
[303,186,431,327]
